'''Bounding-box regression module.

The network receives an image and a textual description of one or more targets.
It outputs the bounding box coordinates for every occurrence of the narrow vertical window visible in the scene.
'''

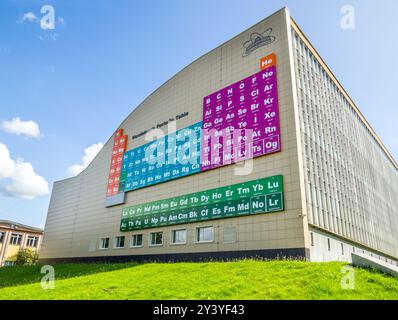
[131,234,143,247]
[114,236,125,248]
[149,232,163,246]
[99,238,109,249]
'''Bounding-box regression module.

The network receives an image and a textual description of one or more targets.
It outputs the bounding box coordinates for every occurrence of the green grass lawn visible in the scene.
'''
[0,260,397,300]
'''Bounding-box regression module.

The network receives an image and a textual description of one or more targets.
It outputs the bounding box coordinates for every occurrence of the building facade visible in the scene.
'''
[39,8,398,265]
[0,220,43,266]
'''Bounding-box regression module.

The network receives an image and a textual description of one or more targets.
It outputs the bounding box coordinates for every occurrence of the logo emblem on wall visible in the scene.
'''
[242,28,276,57]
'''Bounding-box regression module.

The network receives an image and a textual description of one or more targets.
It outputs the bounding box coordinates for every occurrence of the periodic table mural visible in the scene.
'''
[107,53,282,201]
[201,53,281,171]
[119,122,202,192]
[106,129,128,197]
[120,175,284,231]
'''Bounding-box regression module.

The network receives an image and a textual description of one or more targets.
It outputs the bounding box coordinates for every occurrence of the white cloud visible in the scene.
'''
[1,118,41,138]
[67,143,104,176]
[21,12,38,23]
[0,142,49,200]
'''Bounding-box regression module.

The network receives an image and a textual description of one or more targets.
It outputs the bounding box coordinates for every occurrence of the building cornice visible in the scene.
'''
[0,220,43,234]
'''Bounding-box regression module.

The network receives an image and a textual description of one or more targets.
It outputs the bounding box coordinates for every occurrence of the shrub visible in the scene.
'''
[14,249,39,266]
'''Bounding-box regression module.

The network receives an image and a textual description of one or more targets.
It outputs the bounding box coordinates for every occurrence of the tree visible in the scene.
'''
[14,248,39,266]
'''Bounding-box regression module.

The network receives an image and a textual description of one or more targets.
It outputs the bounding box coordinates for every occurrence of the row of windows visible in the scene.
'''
[292,29,398,257]
[99,226,214,249]
[0,232,39,248]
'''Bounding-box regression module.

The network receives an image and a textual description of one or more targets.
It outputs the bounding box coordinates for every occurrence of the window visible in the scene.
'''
[99,238,109,249]
[327,238,331,251]
[196,227,214,243]
[26,236,38,248]
[88,240,96,252]
[131,234,143,247]
[223,227,236,243]
[149,232,163,246]
[341,243,344,255]
[171,229,187,245]
[0,232,4,243]
[114,236,125,248]
[310,232,314,246]
[4,261,15,267]
[9,233,22,246]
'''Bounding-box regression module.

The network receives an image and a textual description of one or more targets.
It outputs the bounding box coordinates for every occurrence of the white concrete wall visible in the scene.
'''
[309,227,397,266]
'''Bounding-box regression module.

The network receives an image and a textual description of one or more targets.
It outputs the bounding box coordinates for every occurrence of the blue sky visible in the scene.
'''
[0,0,397,228]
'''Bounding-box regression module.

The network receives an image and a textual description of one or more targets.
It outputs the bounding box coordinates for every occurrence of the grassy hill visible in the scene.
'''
[0,260,397,300]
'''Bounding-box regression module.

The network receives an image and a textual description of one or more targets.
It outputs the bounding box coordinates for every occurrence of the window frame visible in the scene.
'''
[223,226,237,244]
[114,236,125,249]
[149,232,163,247]
[196,226,214,244]
[9,233,22,246]
[131,234,143,248]
[99,237,110,250]
[26,235,39,248]
[171,229,187,245]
